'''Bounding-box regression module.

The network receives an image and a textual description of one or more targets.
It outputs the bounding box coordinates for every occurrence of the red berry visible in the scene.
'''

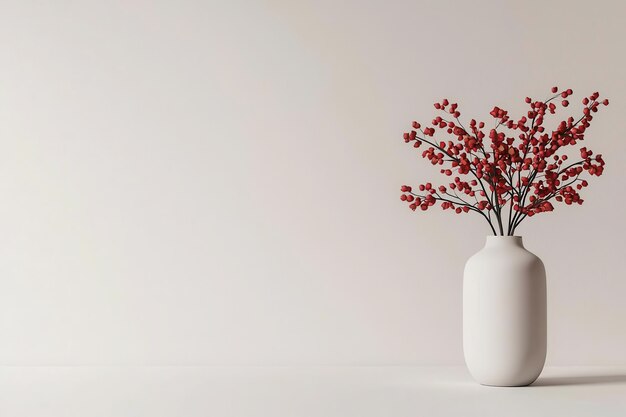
[581,147,589,158]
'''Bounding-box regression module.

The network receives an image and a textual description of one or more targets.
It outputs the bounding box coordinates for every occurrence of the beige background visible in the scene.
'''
[0,0,624,366]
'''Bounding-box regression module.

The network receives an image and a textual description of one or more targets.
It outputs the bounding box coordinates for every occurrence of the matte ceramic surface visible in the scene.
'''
[463,236,547,386]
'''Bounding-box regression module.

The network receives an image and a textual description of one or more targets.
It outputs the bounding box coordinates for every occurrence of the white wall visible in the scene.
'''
[0,0,624,366]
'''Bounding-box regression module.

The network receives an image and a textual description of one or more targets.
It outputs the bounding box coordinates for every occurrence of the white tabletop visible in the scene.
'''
[1,366,625,416]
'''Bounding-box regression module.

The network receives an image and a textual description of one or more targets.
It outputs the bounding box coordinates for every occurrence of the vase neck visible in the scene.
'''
[484,236,524,249]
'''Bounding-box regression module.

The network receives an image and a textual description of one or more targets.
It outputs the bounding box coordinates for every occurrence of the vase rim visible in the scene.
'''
[484,235,524,248]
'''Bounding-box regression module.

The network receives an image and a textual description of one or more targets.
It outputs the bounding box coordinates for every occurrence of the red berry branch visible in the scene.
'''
[400,87,608,236]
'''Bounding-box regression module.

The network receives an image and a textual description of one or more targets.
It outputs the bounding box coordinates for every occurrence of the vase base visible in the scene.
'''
[477,376,541,387]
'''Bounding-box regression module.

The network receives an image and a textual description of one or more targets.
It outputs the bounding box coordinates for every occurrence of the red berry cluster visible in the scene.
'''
[400,87,608,235]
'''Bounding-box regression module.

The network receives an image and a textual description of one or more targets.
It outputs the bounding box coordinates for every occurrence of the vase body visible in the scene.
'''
[463,236,546,386]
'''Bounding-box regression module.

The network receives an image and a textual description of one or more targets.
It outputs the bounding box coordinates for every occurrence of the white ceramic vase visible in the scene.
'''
[463,236,547,386]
